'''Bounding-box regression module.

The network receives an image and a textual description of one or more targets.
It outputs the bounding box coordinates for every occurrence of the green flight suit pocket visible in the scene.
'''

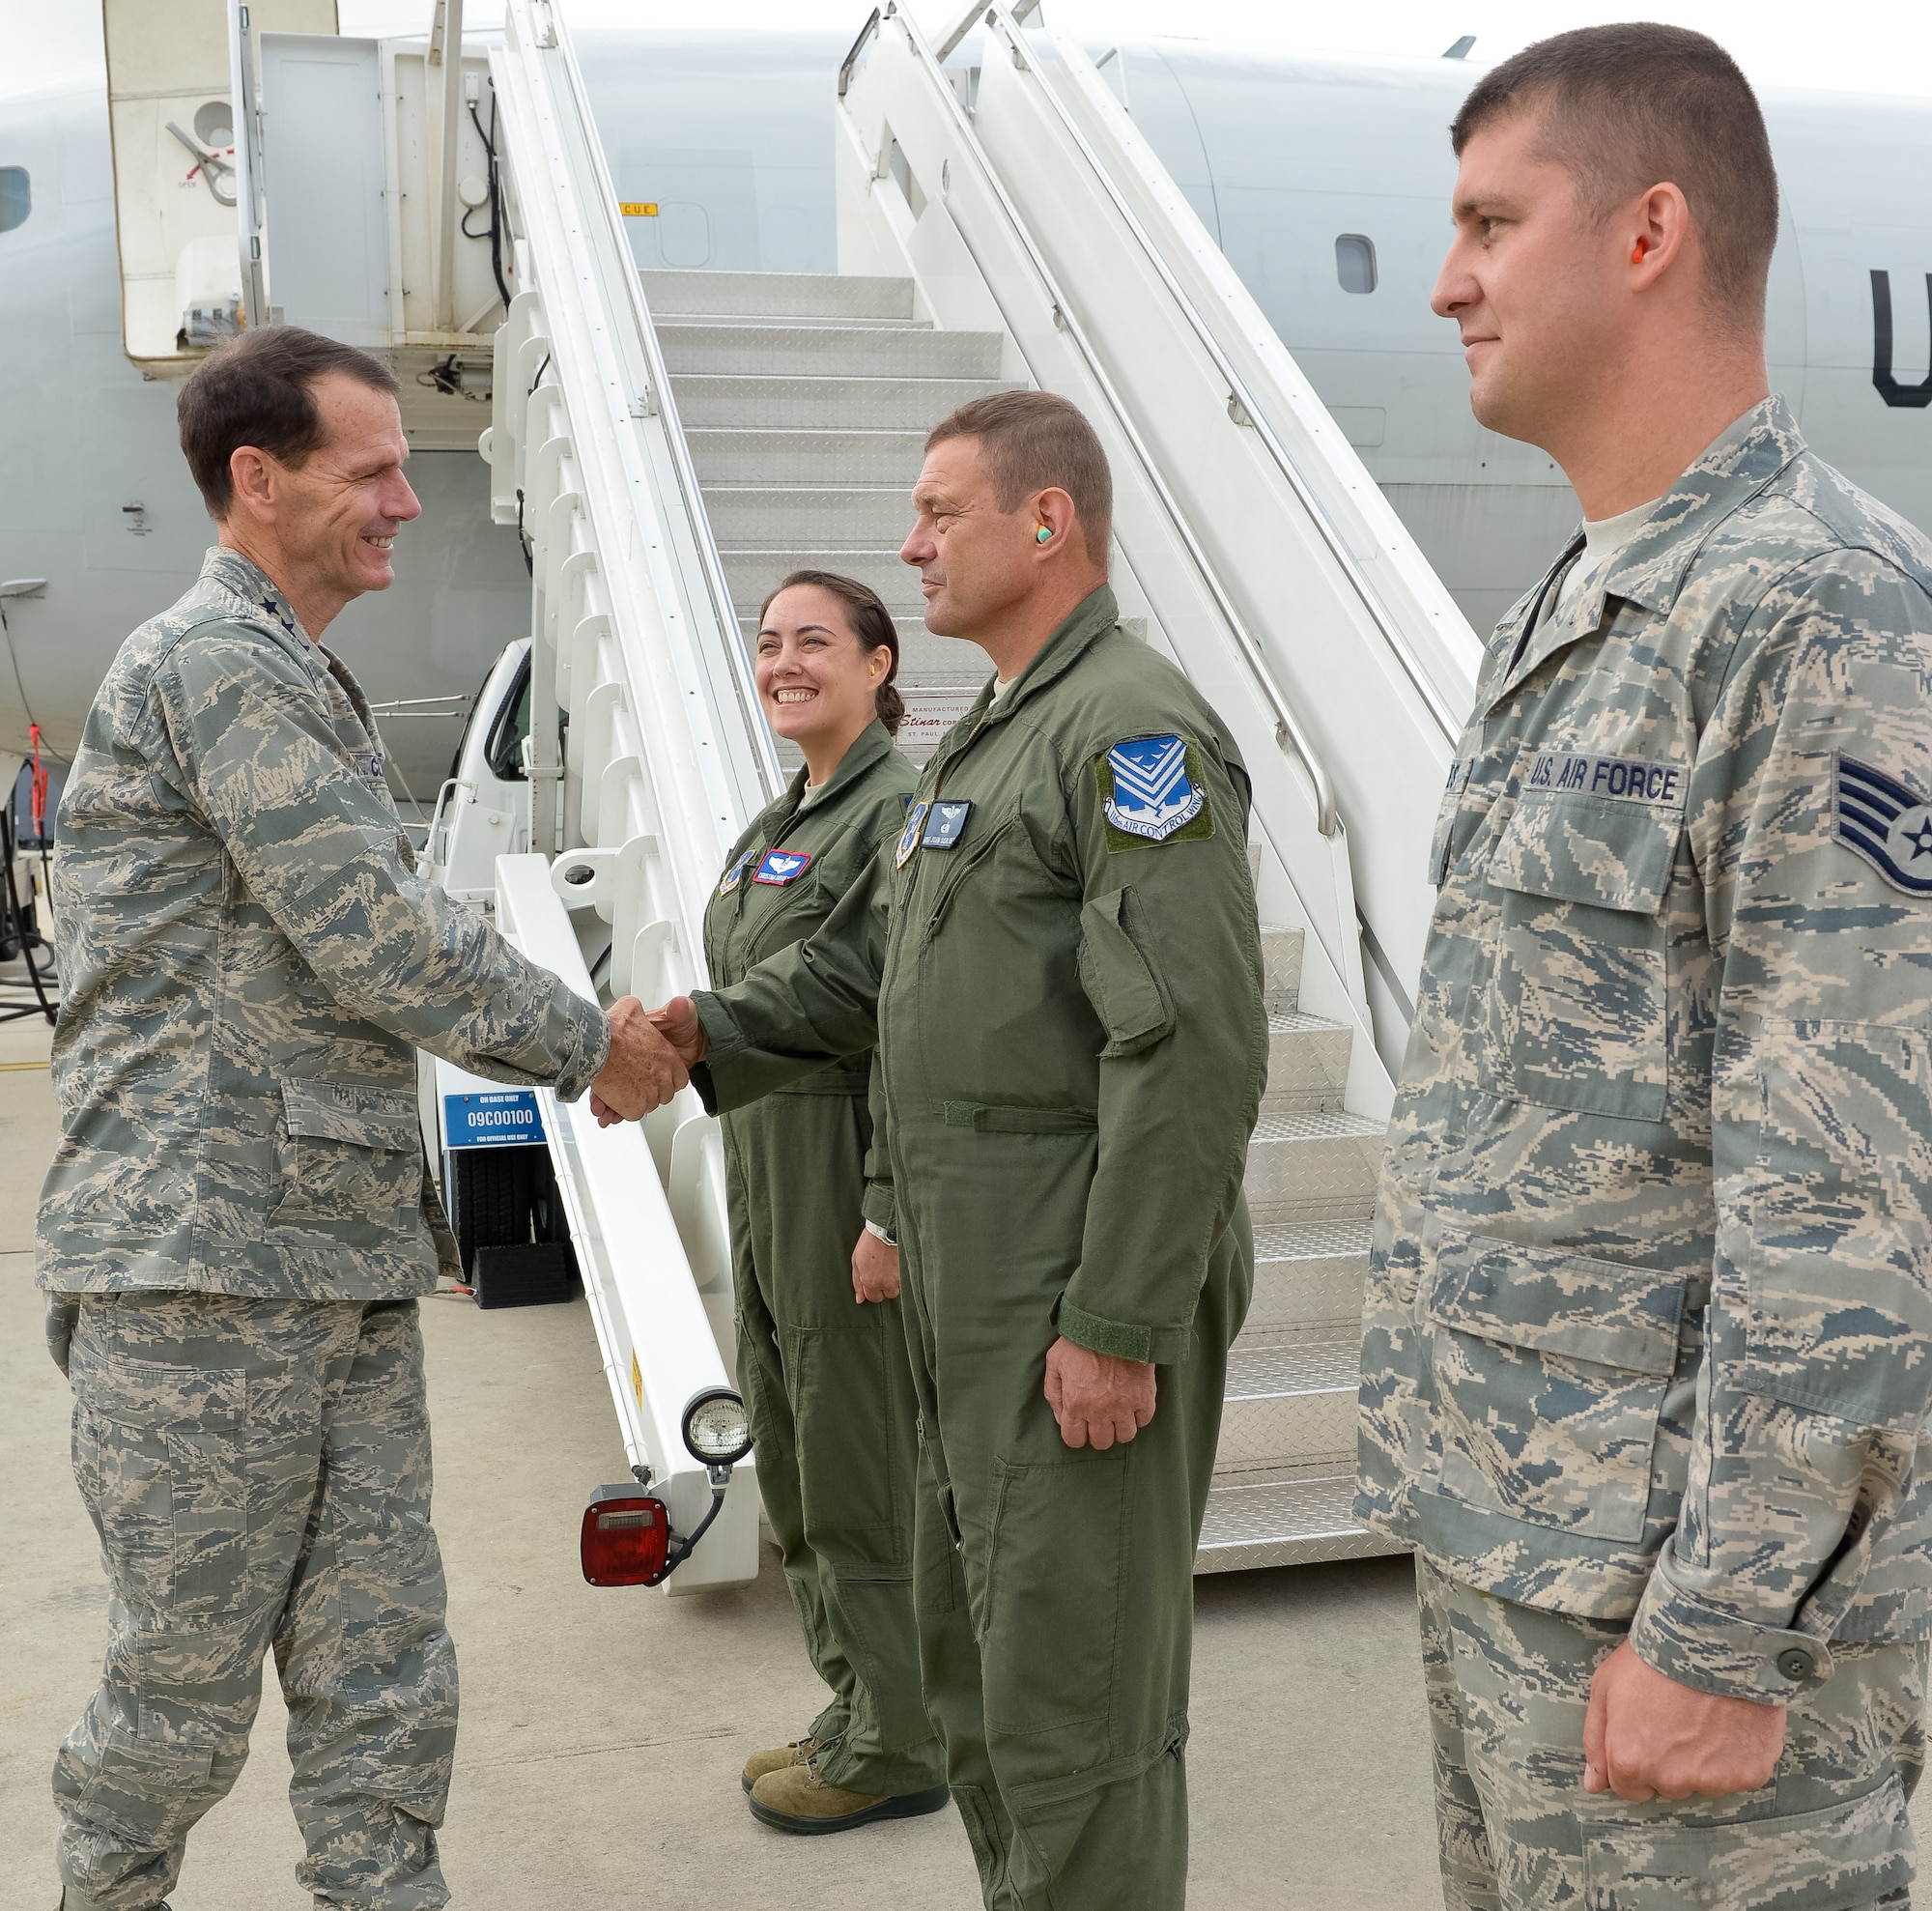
[789,1323,905,1557]
[1484,792,1679,1123]
[269,1078,422,1238]
[1427,1228,1685,1543]
[1076,886,1176,1058]
[1577,1770,1913,1908]
[978,1447,1131,1741]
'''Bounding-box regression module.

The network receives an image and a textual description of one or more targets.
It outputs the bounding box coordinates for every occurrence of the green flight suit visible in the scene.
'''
[691,587,1266,1909]
[704,719,943,1798]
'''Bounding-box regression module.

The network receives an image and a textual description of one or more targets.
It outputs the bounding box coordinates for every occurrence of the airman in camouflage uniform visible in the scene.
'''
[1356,394,1932,1906]
[34,327,661,1911]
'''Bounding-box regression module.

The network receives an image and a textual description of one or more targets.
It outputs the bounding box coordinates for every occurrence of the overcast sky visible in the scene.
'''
[10,0,1932,101]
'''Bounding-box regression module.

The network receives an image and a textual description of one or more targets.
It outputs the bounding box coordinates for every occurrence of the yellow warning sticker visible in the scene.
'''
[632,1351,643,1408]
[619,201,659,216]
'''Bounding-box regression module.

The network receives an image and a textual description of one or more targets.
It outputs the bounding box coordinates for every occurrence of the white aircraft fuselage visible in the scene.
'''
[3,28,1928,795]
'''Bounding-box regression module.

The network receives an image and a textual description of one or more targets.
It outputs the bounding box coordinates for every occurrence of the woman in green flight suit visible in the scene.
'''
[708,570,948,1834]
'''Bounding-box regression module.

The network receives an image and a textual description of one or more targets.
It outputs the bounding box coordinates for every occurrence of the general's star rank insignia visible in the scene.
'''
[1098,734,1212,849]
[718,848,757,896]
[753,847,812,886]
[896,800,930,869]
[1835,755,1932,897]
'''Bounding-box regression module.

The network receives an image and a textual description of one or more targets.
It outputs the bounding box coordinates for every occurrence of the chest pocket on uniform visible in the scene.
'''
[1482,789,1681,1123]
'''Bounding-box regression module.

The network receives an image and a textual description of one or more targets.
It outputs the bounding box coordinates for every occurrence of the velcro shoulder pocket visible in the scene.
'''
[282,1078,419,1150]
[1076,885,1176,1058]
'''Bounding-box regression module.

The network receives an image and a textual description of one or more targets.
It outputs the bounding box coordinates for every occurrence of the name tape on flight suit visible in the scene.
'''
[1523,750,1683,806]
[1835,754,1932,897]
[753,847,812,886]
[922,800,972,849]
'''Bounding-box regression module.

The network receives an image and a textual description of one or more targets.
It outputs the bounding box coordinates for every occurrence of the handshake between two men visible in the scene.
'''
[581,992,1158,1454]
[584,994,704,1125]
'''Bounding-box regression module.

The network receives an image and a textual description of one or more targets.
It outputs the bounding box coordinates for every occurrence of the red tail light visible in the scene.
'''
[581,1486,670,1585]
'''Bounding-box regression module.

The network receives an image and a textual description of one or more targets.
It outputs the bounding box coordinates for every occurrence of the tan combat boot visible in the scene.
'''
[748,1756,951,1835]
[740,1735,819,1794]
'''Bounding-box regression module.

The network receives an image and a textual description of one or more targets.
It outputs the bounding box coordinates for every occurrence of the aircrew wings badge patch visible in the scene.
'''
[753,847,813,886]
[1097,735,1212,850]
[1835,754,1932,898]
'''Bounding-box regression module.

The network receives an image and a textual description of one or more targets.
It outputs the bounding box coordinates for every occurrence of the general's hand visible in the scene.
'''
[588,995,688,1126]
[851,1229,900,1303]
[1043,1336,1155,1450]
[647,994,708,1070]
[1582,1639,1786,1802]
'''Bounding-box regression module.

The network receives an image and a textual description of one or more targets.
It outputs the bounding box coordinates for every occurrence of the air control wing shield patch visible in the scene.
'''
[719,848,757,896]
[1835,754,1932,898]
[1097,734,1213,851]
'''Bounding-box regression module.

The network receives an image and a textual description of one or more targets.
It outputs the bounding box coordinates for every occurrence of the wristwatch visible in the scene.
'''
[864,1219,897,1247]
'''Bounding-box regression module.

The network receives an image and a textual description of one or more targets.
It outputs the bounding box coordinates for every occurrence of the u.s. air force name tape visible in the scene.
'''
[1522,749,1684,806]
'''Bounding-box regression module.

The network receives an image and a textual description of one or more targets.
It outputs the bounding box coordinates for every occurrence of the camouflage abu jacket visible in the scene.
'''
[37,547,609,1300]
[1356,397,1932,1705]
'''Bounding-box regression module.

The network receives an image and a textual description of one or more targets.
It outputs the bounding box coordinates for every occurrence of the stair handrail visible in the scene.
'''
[545,13,783,804]
[879,2,1341,838]
[979,6,1462,748]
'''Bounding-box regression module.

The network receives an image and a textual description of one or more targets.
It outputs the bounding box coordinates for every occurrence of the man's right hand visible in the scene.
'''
[588,995,689,1126]
[647,995,708,1070]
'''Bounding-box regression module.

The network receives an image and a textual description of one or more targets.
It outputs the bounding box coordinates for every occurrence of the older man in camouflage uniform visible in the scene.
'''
[38,327,681,1911]
[1358,26,1932,1911]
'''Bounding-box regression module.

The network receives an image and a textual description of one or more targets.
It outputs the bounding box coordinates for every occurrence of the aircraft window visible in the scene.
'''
[0,168,29,234]
[1335,233,1377,295]
[485,655,532,783]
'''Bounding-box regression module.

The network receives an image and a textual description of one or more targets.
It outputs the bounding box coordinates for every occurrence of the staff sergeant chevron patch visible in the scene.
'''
[1834,754,1932,897]
[1097,734,1214,851]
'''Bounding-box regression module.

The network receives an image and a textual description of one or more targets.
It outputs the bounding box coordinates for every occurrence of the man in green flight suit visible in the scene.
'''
[642,391,1267,1907]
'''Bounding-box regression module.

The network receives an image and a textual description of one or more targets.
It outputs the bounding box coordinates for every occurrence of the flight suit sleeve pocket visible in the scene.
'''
[1076,886,1176,1058]
[1579,1771,1912,1909]
[1427,1229,1685,1543]
[1741,1018,1932,1430]
[1484,798,1679,1123]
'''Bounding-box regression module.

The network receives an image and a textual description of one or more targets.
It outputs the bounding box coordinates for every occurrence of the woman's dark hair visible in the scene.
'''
[758,569,904,735]
[177,325,399,518]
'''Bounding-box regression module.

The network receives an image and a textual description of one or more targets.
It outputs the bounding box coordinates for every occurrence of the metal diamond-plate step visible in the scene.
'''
[671,374,1016,432]
[1259,923,1303,1013]
[1247,1217,1371,1329]
[1263,1010,1350,1113]
[642,269,917,322]
[1242,1109,1382,1225]
[1195,1469,1407,1574]
[1217,1328,1358,1469]
[657,322,1004,380]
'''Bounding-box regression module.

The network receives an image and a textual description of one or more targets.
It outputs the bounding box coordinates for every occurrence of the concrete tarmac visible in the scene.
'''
[0,994,1441,1908]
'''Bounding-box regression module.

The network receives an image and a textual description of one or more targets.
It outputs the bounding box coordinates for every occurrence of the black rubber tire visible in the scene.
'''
[447,1147,536,1278]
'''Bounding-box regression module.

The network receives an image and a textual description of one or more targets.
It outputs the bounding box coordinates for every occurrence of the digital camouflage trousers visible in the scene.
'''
[1418,1554,1926,1911]
[50,1291,456,1911]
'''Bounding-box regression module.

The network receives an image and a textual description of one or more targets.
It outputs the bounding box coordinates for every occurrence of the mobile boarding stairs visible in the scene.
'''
[219,0,1484,1592]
